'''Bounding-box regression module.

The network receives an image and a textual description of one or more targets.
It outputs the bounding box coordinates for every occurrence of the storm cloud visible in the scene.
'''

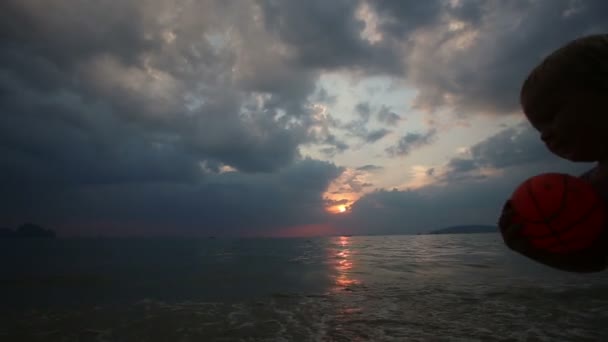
[399,0,608,114]
[441,123,560,183]
[3,158,342,236]
[0,0,605,236]
[386,129,437,157]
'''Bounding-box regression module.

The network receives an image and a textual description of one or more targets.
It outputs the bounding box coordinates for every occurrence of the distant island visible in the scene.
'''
[0,223,56,238]
[426,225,497,235]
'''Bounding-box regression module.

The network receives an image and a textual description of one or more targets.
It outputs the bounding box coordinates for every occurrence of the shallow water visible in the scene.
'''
[1,234,608,341]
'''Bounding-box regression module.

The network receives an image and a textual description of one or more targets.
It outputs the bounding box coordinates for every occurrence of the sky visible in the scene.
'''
[1,0,606,237]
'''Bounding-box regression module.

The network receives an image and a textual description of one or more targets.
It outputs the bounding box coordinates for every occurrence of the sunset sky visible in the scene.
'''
[1,0,606,237]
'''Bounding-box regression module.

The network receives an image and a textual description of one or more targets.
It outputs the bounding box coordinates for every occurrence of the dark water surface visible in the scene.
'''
[1,234,608,341]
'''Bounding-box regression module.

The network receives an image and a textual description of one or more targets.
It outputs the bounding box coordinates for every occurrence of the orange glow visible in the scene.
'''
[323,169,356,214]
[325,196,355,214]
[323,167,376,214]
[327,204,350,214]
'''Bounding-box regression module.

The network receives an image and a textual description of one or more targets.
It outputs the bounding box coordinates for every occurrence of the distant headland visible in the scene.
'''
[0,223,56,238]
[426,225,497,235]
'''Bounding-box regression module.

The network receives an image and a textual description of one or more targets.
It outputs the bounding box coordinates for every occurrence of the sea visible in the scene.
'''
[1,233,608,341]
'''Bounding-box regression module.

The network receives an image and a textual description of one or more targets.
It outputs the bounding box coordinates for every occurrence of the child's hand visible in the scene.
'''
[498,200,607,273]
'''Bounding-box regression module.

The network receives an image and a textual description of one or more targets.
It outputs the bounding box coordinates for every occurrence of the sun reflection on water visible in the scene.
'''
[332,236,359,289]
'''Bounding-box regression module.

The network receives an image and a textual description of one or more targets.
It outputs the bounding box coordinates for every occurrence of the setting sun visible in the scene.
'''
[326,203,350,214]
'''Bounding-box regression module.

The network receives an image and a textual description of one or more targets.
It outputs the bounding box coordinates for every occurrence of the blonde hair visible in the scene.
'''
[520,34,608,113]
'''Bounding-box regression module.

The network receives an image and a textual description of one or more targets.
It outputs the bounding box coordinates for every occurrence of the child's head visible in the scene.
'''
[520,34,608,162]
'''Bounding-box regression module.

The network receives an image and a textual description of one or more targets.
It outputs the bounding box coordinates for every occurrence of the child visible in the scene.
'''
[499,33,608,273]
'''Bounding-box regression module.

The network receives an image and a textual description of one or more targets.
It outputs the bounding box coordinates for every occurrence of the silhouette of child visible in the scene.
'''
[499,34,608,273]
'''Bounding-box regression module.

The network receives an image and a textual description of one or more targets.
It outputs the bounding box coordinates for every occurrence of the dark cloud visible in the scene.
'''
[400,0,608,114]
[319,134,350,158]
[341,104,391,144]
[2,158,342,236]
[0,84,203,187]
[356,164,384,172]
[377,105,401,126]
[258,0,608,115]
[2,0,605,236]
[365,128,391,143]
[0,0,347,176]
[258,0,401,73]
[446,158,478,174]
[0,0,348,235]
[338,102,400,144]
[355,102,372,121]
[311,120,350,157]
[469,125,549,168]
[386,129,437,157]
[368,0,442,38]
[0,1,156,84]
[342,120,367,139]
[441,123,561,182]
[341,120,391,144]
[1,0,368,177]
[325,135,350,152]
[433,122,596,189]
[314,87,337,104]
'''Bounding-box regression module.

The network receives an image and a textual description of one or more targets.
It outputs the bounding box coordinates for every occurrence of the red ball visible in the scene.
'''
[510,173,606,253]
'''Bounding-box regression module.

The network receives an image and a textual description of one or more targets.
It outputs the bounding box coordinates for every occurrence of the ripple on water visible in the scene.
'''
[3,235,608,341]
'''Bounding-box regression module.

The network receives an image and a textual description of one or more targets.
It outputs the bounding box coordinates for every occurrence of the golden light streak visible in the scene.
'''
[332,236,359,289]
[323,167,376,214]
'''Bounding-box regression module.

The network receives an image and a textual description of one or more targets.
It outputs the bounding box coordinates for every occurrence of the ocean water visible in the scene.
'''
[2,234,608,341]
